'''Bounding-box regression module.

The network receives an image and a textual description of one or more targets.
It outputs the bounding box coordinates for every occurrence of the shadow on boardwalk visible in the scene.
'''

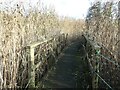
[42,37,92,88]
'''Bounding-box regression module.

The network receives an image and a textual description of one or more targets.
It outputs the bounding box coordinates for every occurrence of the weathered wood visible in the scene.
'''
[92,45,100,89]
[84,35,100,89]
[27,34,67,88]
[28,38,53,48]
[28,47,35,87]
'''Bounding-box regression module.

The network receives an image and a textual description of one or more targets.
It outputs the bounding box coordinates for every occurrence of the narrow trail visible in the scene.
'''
[42,37,91,88]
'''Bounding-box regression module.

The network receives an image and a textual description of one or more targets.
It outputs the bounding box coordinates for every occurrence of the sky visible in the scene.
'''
[42,0,92,19]
[0,0,105,19]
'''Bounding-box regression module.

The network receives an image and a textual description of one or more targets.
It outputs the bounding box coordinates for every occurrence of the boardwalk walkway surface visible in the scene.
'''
[42,37,91,88]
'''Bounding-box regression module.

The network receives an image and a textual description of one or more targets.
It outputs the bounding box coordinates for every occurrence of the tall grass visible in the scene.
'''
[86,1,119,60]
[86,1,120,88]
[0,2,84,88]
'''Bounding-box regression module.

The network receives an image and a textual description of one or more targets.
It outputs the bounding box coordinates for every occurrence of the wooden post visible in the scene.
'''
[28,47,35,87]
[65,33,68,46]
[63,34,65,48]
[53,38,57,56]
[57,36,60,55]
[92,45,100,89]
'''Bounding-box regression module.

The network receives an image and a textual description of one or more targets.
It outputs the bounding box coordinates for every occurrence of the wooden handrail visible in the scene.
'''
[26,34,68,88]
[83,34,119,89]
[27,38,53,48]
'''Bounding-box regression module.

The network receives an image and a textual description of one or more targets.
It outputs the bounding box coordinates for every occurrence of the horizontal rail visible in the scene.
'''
[83,34,119,63]
[98,54,120,68]
[84,34,120,56]
[86,52,113,90]
[94,71,113,90]
[27,33,68,87]
[82,44,113,89]
[85,48,113,90]
[83,34,119,89]
[27,38,53,48]
[98,43,120,56]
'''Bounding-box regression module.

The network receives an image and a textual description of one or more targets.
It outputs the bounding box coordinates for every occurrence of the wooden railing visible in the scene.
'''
[83,35,120,89]
[20,34,68,88]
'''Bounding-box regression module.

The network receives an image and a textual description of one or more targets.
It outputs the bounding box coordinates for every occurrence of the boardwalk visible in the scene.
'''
[42,38,91,88]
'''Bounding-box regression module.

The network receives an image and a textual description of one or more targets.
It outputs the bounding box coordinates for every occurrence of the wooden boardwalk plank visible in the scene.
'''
[42,38,91,88]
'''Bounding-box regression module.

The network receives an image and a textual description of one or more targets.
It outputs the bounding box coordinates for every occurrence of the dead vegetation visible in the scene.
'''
[86,1,119,58]
[86,1,120,88]
[0,1,84,88]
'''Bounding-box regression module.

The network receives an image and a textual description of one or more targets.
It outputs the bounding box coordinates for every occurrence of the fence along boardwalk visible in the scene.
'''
[40,34,120,89]
[16,34,68,88]
[84,34,120,89]
[28,34,68,87]
[17,34,91,88]
[16,33,120,89]
[42,37,91,88]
